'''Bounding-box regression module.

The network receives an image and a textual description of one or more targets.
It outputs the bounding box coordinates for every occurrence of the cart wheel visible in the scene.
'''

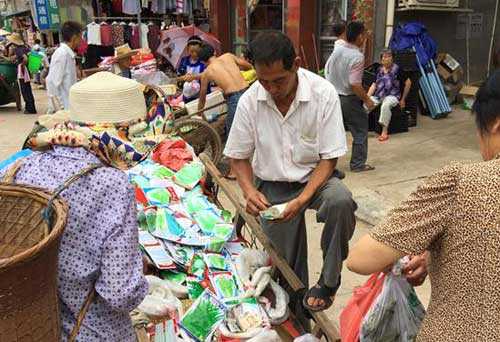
[174,118,223,165]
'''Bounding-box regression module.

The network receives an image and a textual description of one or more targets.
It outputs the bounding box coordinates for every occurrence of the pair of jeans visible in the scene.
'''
[340,95,368,170]
[18,79,37,114]
[225,89,247,138]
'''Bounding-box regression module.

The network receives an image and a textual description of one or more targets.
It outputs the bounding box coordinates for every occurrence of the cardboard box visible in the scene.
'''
[459,85,479,97]
[436,53,463,84]
[459,85,479,110]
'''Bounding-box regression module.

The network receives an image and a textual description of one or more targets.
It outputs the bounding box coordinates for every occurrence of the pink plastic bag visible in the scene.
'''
[339,272,386,342]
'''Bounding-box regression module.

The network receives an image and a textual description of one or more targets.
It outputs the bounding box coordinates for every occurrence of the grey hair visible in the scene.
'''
[380,49,393,59]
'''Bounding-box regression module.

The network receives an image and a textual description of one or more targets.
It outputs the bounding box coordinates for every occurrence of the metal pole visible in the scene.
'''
[137,0,141,48]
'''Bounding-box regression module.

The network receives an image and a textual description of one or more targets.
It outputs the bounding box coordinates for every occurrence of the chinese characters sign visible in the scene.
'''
[34,0,60,30]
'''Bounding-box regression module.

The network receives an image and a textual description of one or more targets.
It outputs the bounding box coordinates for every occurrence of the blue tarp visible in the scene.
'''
[389,22,437,67]
[0,149,32,172]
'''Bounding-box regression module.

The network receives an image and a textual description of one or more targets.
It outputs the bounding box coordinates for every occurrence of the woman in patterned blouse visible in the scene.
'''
[347,70,500,341]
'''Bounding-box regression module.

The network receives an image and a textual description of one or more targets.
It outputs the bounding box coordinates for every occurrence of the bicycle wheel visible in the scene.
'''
[173,118,223,165]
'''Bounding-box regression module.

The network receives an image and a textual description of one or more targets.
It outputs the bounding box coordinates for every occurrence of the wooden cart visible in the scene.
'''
[199,153,341,341]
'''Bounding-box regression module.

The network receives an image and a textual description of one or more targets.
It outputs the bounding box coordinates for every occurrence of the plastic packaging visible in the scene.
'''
[339,273,386,342]
[294,334,321,342]
[173,161,204,190]
[360,263,426,342]
[210,271,241,300]
[203,253,230,271]
[260,203,288,220]
[180,289,226,342]
[247,329,282,342]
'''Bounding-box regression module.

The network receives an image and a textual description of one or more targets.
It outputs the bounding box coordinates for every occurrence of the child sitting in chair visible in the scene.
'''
[367,49,411,142]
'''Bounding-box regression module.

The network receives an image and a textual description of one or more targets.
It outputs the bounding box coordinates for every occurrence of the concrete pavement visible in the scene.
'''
[0,88,480,332]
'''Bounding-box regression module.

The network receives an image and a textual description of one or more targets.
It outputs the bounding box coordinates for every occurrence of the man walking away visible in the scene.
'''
[224,31,357,328]
[327,21,376,172]
[46,21,82,113]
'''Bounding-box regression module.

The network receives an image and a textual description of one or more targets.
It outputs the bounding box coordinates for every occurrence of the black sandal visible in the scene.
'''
[302,275,341,312]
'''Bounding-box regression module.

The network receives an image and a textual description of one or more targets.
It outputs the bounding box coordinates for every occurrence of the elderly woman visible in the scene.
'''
[2,72,148,341]
[347,70,500,341]
[367,49,411,142]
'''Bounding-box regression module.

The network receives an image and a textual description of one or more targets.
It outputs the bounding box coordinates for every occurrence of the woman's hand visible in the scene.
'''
[403,252,430,287]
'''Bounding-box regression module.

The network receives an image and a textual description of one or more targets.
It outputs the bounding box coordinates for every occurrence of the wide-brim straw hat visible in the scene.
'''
[6,33,24,46]
[114,43,139,60]
[69,72,146,123]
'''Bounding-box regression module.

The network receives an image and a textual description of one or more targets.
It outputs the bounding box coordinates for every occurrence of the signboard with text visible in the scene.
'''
[33,0,60,31]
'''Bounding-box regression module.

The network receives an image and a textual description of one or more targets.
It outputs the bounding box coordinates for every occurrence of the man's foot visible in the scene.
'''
[224,172,237,181]
[302,275,341,312]
[351,164,376,173]
[23,110,37,115]
[378,134,389,142]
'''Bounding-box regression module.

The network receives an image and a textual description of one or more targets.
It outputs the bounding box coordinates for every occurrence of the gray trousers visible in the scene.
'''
[340,95,369,170]
[257,176,357,328]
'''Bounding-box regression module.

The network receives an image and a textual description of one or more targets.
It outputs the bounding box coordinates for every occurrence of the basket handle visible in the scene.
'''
[2,160,23,183]
[68,285,97,342]
[42,163,103,230]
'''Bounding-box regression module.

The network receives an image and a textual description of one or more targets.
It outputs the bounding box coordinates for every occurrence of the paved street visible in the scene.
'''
[0,88,479,332]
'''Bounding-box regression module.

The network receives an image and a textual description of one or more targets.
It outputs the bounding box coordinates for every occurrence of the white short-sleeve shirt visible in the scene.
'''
[224,68,348,183]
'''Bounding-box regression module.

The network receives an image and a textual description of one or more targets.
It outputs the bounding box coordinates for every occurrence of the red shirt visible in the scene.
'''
[100,24,113,46]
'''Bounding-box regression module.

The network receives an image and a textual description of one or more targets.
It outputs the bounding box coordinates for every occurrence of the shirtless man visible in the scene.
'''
[197,44,253,137]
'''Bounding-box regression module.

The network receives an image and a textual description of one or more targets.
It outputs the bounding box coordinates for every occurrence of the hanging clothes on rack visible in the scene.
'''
[130,23,141,49]
[176,0,184,13]
[112,22,125,47]
[87,22,102,45]
[139,23,150,50]
[112,0,123,13]
[123,22,133,46]
[147,23,161,55]
[123,0,141,14]
[100,22,114,47]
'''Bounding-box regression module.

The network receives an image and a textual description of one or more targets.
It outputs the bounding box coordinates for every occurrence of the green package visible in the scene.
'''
[144,187,171,206]
[194,209,221,234]
[180,289,226,341]
[187,276,205,300]
[153,165,175,179]
[210,272,240,300]
[174,162,204,189]
[183,189,211,214]
[188,254,207,278]
[203,253,229,271]
[155,208,185,237]
[203,238,226,253]
[160,270,187,285]
[144,208,157,233]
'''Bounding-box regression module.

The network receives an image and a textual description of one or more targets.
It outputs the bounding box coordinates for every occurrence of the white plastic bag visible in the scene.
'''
[360,261,426,342]
[293,334,321,342]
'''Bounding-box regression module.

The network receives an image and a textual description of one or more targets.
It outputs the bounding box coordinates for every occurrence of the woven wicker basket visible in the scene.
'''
[0,183,68,342]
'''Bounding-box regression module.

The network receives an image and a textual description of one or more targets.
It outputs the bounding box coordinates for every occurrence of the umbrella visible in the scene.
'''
[0,29,11,36]
[157,25,221,70]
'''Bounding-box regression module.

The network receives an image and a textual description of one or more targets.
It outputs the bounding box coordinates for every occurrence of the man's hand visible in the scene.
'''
[278,198,305,222]
[245,189,271,216]
[184,73,195,82]
[403,252,429,287]
[399,98,406,109]
[365,97,376,112]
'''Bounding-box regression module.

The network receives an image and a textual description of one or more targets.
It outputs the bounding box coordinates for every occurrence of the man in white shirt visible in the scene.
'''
[224,32,357,323]
[46,21,82,113]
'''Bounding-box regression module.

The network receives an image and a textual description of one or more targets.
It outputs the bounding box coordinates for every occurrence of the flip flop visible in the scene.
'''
[378,135,389,142]
[351,164,376,173]
[224,174,237,181]
[302,275,341,312]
